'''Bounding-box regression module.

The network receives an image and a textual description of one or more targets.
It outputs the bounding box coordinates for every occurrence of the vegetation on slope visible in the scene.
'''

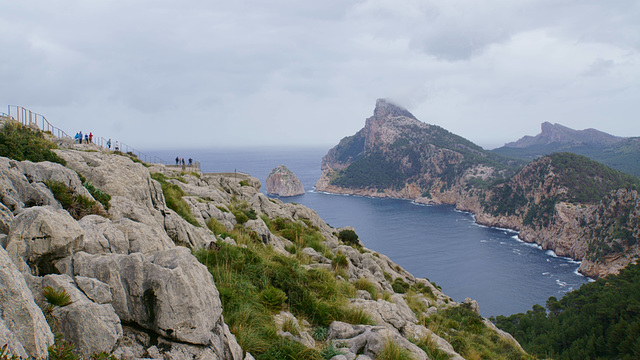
[420,303,533,360]
[484,153,640,228]
[195,218,374,360]
[492,137,640,178]
[0,121,66,165]
[150,172,200,227]
[494,261,640,360]
[45,180,108,220]
[329,123,523,191]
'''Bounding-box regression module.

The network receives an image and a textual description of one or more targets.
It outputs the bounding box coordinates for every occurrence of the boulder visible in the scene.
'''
[5,206,84,275]
[328,321,427,360]
[42,274,122,357]
[0,246,54,359]
[350,295,417,332]
[266,165,305,197]
[78,215,128,254]
[0,158,63,214]
[112,217,175,254]
[73,247,223,345]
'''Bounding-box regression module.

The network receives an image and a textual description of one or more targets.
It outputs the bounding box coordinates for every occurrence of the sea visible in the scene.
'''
[147,146,591,317]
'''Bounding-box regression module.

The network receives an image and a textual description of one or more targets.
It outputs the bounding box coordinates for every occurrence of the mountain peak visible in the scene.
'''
[505,122,624,148]
[373,99,417,121]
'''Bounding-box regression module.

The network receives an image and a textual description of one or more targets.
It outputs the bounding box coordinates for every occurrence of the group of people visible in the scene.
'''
[74,131,93,144]
[74,132,120,151]
[175,157,193,166]
[106,139,119,151]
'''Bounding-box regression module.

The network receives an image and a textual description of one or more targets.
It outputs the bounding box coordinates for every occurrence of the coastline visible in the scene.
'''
[312,186,590,280]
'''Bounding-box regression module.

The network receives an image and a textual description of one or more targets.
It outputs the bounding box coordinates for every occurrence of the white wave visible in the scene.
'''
[546,250,558,257]
[480,240,488,243]
[410,201,432,207]
[556,279,567,287]
[500,241,507,245]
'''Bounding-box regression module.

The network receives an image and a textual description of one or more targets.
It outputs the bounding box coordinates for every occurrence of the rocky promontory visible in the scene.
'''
[266,165,305,197]
[317,99,640,278]
[0,118,529,359]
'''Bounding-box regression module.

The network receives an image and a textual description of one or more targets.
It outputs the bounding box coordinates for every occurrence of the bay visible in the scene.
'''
[147,146,590,317]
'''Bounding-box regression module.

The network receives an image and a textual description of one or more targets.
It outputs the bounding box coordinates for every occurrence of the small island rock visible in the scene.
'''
[266,165,305,197]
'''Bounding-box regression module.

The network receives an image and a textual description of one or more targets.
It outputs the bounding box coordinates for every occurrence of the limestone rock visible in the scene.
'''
[273,311,315,348]
[73,248,223,345]
[350,295,417,332]
[78,215,128,255]
[266,165,305,197]
[42,274,122,357]
[0,246,54,359]
[5,206,84,275]
[328,321,428,360]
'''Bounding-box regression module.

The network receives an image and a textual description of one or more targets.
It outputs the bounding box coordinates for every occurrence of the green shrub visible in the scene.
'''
[333,252,349,269]
[206,218,227,234]
[378,339,415,360]
[48,340,75,360]
[43,286,72,307]
[0,122,66,165]
[239,180,250,186]
[313,326,328,341]
[338,229,360,247]
[355,277,378,299]
[411,335,451,360]
[320,343,343,359]
[260,286,288,310]
[82,181,112,211]
[45,180,107,220]
[392,278,410,294]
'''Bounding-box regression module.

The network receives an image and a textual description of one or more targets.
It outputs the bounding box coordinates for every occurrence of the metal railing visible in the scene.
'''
[5,105,170,166]
[7,105,71,139]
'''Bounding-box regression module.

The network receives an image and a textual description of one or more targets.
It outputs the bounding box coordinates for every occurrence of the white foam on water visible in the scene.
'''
[546,250,558,257]
[542,272,550,275]
[556,279,567,287]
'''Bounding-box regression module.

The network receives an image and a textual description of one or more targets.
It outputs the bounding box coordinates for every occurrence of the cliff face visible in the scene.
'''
[318,100,640,278]
[265,165,305,197]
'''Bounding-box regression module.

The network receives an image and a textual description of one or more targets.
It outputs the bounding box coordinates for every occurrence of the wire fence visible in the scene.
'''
[6,105,169,166]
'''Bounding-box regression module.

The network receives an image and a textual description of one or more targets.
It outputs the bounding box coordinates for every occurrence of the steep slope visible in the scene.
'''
[317,98,522,199]
[0,119,529,359]
[318,100,640,278]
[493,122,640,177]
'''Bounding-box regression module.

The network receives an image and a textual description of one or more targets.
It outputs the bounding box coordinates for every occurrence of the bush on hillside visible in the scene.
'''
[0,122,66,165]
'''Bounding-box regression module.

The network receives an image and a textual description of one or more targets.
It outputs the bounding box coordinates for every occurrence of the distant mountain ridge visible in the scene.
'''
[493,122,640,178]
[317,99,640,279]
[504,122,624,148]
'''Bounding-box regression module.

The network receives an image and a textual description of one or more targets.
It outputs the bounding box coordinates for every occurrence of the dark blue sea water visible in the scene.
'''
[147,147,590,317]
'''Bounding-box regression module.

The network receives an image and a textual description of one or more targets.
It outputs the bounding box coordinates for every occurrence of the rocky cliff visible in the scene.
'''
[0,120,529,359]
[317,99,640,278]
[265,165,305,197]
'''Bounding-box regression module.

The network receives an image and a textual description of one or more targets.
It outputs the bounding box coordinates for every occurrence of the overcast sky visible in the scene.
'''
[2,1,639,151]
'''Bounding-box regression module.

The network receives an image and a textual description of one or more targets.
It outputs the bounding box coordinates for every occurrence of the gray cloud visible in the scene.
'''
[1,0,639,150]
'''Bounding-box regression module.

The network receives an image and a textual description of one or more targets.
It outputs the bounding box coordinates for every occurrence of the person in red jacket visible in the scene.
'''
[89,132,93,143]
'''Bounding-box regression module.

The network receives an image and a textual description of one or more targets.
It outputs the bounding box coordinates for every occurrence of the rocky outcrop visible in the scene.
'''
[266,165,305,197]
[0,246,54,359]
[317,99,640,278]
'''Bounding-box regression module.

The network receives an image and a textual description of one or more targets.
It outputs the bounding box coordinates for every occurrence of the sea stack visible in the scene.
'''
[266,165,305,197]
